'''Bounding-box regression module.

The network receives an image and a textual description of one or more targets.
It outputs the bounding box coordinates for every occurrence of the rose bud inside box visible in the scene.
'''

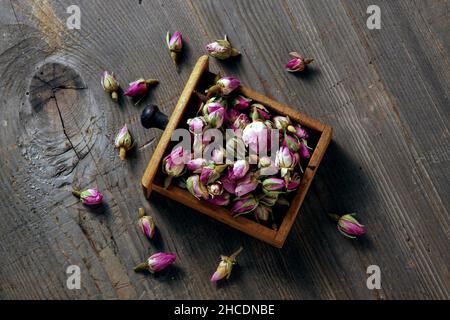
[142,56,332,248]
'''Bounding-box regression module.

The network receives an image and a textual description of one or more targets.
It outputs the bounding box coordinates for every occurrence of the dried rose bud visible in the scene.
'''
[200,165,221,185]
[232,95,252,111]
[206,192,231,206]
[255,205,272,222]
[72,188,103,206]
[221,176,237,195]
[138,208,156,239]
[166,31,183,68]
[206,77,241,97]
[187,117,207,134]
[286,173,301,192]
[282,134,300,152]
[134,252,176,273]
[229,113,251,135]
[250,104,271,121]
[258,156,280,176]
[242,121,270,153]
[262,177,285,193]
[333,214,366,239]
[285,52,313,73]
[258,191,279,207]
[226,108,242,124]
[101,71,120,102]
[299,140,312,159]
[288,124,309,140]
[211,247,243,283]
[114,125,134,160]
[163,146,189,178]
[275,146,298,177]
[207,182,224,197]
[203,98,226,128]
[228,159,250,181]
[124,78,158,99]
[211,148,226,164]
[206,35,240,60]
[273,116,291,131]
[235,173,259,197]
[231,194,259,216]
[186,175,209,200]
[187,158,207,173]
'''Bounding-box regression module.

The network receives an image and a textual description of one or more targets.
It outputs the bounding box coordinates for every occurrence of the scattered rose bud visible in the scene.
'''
[134,252,176,273]
[285,52,313,73]
[206,192,231,206]
[72,188,103,206]
[124,78,158,99]
[331,214,366,239]
[138,208,156,239]
[231,194,259,216]
[233,95,252,110]
[211,247,243,283]
[101,71,120,102]
[206,35,240,60]
[228,159,250,181]
[250,104,271,121]
[262,177,285,193]
[115,125,134,160]
[166,31,183,69]
[186,175,209,200]
[235,173,259,197]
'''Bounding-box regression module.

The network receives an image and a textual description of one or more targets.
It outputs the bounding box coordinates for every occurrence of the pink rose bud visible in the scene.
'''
[285,52,313,73]
[288,124,309,139]
[72,188,103,206]
[211,247,243,283]
[255,205,272,222]
[282,134,301,152]
[286,173,301,192]
[299,140,312,159]
[233,95,252,110]
[231,194,259,216]
[228,160,250,181]
[275,146,298,177]
[200,165,220,185]
[138,208,156,239]
[206,35,240,60]
[187,117,206,134]
[235,173,259,197]
[186,175,209,200]
[211,148,226,164]
[115,125,134,160]
[221,176,237,195]
[163,146,188,177]
[125,78,158,99]
[226,108,242,124]
[207,182,224,197]
[336,214,366,239]
[101,71,120,102]
[135,252,176,273]
[206,192,231,206]
[218,77,241,95]
[166,31,183,68]
[242,121,270,153]
[251,104,271,121]
[273,116,291,131]
[187,158,208,173]
[262,177,285,193]
[259,156,280,176]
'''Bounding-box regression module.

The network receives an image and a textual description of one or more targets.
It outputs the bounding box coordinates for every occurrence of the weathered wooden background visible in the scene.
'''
[0,0,448,300]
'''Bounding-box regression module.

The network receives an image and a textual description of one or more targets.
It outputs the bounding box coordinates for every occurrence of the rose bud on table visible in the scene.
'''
[114,125,134,161]
[124,78,158,101]
[72,188,103,206]
[134,252,177,273]
[330,214,366,239]
[211,247,243,283]
[285,52,314,73]
[138,208,156,239]
[101,71,120,102]
[166,31,183,70]
[206,35,240,60]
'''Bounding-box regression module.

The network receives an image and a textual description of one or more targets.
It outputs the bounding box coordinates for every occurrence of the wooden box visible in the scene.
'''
[142,55,332,248]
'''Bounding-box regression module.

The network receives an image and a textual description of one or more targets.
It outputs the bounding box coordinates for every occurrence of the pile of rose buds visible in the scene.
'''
[70,30,365,285]
[162,75,317,228]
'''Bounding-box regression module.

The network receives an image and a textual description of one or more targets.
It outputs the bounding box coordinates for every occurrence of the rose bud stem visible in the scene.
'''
[138,207,145,218]
[141,105,169,130]
[229,246,244,260]
[72,189,81,198]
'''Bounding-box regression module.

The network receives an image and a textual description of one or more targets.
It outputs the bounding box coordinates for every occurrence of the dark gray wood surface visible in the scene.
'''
[0,0,448,300]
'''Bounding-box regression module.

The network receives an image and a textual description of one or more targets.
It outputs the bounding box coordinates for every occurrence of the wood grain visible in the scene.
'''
[0,0,448,300]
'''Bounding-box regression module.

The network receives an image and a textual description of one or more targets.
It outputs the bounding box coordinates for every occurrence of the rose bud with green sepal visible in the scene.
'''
[72,188,103,206]
[206,35,240,60]
[138,208,156,239]
[166,31,183,69]
[285,52,313,73]
[134,252,176,273]
[125,78,158,99]
[333,214,366,239]
[206,192,231,206]
[235,173,259,197]
[186,175,209,200]
[262,177,285,193]
[101,71,120,102]
[232,95,252,111]
[250,103,271,121]
[115,125,134,161]
[231,193,259,216]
